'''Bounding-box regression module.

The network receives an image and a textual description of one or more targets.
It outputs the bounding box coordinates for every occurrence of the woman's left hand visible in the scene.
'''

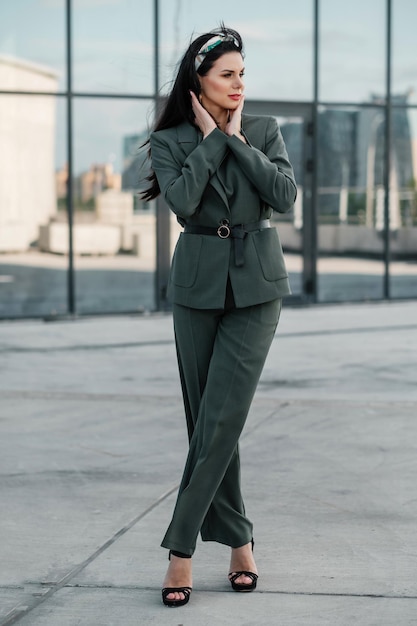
[225,95,246,142]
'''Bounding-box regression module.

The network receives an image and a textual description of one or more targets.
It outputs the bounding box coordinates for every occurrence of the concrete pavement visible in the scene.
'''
[0,300,417,625]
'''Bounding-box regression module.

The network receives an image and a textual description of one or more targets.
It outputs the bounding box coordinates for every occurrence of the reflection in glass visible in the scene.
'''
[320,0,385,102]
[0,95,68,318]
[276,116,305,297]
[0,0,66,91]
[72,98,155,314]
[390,107,417,298]
[160,0,313,101]
[317,106,386,302]
[72,0,153,94]
[393,0,417,106]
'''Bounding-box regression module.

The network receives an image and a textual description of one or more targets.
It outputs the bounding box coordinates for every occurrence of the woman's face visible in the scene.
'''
[198,52,245,114]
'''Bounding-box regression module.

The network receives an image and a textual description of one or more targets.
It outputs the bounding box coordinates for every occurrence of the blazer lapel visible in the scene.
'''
[176,122,230,211]
[210,164,230,211]
[177,122,200,156]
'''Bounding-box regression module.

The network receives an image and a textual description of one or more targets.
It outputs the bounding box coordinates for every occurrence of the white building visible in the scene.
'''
[0,55,58,252]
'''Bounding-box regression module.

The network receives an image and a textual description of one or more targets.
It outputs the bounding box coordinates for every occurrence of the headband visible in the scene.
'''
[195,34,239,71]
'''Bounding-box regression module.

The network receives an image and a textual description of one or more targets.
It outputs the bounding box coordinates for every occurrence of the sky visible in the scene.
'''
[1,0,417,173]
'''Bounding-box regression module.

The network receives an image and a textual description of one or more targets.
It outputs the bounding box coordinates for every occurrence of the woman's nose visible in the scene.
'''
[233,76,244,89]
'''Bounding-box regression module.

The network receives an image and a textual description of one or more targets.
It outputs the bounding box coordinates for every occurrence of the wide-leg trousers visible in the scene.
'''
[161,294,282,556]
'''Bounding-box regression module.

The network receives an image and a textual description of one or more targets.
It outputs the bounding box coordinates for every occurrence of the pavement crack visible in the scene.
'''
[0,339,174,355]
[77,445,130,458]
[241,403,290,444]
[30,584,417,601]
[1,322,416,356]
[0,390,182,403]
[0,484,179,626]
[274,323,417,340]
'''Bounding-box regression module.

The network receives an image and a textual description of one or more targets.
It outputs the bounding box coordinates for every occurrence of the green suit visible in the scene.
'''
[150,114,296,555]
[150,114,296,308]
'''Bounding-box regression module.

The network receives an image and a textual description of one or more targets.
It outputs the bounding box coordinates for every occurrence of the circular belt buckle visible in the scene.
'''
[217,220,230,239]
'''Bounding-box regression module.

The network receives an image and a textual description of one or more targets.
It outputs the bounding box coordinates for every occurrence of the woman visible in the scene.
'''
[143,25,296,607]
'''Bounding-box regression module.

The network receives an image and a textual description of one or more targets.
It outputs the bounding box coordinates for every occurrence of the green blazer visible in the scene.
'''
[150,114,297,309]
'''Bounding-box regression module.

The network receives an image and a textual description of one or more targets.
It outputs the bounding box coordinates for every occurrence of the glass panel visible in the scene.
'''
[72,0,153,94]
[0,95,68,318]
[72,97,155,314]
[0,0,66,92]
[277,116,305,298]
[320,0,385,103]
[393,0,417,105]
[160,0,313,101]
[317,106,385,302]
[390,107,417,298]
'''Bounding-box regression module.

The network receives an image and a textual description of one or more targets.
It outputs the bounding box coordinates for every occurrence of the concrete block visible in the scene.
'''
[38,222,121,255]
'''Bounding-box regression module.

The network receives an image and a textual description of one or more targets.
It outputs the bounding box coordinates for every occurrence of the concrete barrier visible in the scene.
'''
[39,222,121,255]
[277,222,417,256]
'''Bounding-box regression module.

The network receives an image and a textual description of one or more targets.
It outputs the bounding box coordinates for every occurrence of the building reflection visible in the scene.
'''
[0,55,58,253]
[1,40,417,314]
[280,94,417,258]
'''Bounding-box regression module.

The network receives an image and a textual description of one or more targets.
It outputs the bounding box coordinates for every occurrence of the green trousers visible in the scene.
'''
[161,295,282,556]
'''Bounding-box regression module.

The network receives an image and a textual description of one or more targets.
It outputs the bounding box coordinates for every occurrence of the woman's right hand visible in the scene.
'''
[190,91,217,138]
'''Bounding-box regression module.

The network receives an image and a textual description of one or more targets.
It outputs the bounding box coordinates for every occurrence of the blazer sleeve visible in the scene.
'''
[227,116,297,213]
[150,127,228,218]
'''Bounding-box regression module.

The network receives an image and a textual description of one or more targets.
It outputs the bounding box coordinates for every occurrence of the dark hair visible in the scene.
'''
[141,25,244,201]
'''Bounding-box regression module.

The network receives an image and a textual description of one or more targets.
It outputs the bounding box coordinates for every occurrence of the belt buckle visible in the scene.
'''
[217,219,230,239]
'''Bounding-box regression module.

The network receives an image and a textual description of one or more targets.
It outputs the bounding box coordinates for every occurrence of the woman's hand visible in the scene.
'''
[225,95,246,143]
[190,91,217,138]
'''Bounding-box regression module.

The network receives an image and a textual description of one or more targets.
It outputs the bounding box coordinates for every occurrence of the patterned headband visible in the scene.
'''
[195,34,239,71]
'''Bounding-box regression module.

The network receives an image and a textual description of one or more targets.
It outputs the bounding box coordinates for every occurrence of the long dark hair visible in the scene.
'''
[141,25,244,201]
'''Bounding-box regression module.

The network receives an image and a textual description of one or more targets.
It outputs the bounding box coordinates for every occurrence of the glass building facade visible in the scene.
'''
[0,0,416,318]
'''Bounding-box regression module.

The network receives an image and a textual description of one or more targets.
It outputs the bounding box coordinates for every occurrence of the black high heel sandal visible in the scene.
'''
[161,550,192,608]
[228,539,258,592]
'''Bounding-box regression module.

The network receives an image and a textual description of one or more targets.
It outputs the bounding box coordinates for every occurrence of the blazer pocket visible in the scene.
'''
[170,233,202,288]
[253,228,288,282]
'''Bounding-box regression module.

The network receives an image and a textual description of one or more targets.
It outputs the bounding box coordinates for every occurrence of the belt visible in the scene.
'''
[183,219,271,267]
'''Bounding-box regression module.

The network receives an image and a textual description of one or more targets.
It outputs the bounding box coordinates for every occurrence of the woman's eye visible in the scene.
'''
[222,72,244,78]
